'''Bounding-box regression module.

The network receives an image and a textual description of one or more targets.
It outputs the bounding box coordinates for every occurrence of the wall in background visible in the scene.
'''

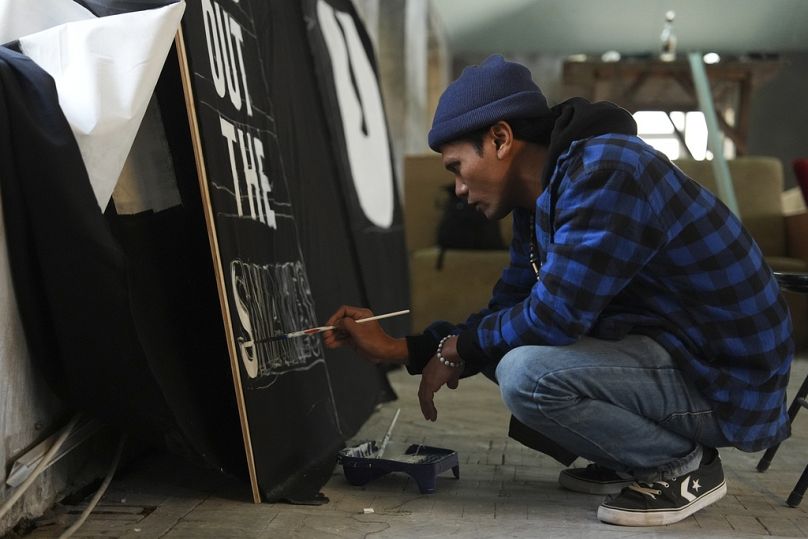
[748,53,808,190]
[353,0,450,194]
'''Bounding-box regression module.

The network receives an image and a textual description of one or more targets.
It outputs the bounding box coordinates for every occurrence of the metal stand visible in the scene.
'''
[687,52,739,216]
[756,272,808,507]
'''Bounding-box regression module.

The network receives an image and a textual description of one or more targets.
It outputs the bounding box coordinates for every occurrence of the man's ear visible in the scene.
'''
[490,121,514,157]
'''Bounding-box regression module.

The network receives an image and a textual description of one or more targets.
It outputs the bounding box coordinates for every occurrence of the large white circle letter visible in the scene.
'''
[316,1,394,228]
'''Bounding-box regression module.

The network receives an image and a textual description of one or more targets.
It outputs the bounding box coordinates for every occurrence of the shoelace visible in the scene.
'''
[626,480,672,499]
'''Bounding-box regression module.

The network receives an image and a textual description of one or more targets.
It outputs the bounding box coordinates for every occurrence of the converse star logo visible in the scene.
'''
[680,476,697,502]
[691,478,702,492]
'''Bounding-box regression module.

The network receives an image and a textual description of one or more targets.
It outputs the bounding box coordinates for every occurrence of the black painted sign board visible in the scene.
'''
[175,0,408,502]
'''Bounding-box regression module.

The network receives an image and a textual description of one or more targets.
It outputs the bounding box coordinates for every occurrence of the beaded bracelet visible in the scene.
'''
[437,335,463,368]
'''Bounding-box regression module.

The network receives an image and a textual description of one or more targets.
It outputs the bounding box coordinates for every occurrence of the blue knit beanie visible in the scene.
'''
[428,54,550,151]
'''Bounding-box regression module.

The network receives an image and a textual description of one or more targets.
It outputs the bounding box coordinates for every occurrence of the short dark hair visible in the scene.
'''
[459,116,556,155]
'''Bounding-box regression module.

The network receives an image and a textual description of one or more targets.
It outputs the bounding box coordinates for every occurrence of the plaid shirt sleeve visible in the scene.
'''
[457,158,667,370]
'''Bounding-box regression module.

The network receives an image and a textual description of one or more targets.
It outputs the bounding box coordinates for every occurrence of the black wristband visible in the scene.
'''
[405,333,438,375]
[456,329,489,373]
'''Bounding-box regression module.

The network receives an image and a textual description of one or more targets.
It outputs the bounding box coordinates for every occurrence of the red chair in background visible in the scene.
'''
[794,158,808,206]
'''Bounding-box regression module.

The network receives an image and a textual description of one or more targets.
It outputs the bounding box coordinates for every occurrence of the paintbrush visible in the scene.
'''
[375,408,400,459]
[256,309,410,343]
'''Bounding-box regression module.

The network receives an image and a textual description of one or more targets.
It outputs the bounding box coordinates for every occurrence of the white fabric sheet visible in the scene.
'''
[0,0,94,44]
[18,2,186,209]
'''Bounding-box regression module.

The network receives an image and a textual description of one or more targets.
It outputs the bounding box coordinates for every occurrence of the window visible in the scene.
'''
[633,111,735,161]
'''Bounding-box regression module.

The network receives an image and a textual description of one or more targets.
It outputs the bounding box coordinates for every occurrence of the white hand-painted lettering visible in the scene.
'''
[231,260,323,378]
[219,116,242,212]
[201,0,253,115]
[201,0,226,97]
[220,117,277,228]
[231,261,258,378]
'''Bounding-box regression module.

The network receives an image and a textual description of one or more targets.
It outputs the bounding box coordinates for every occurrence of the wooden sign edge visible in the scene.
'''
[174,26,262,504]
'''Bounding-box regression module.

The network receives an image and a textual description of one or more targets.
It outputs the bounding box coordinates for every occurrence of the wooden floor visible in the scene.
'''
[25,356,808,538]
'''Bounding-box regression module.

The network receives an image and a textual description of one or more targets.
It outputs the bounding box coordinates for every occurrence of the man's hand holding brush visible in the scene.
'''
[323,305,409,365]
[324,305,461,422]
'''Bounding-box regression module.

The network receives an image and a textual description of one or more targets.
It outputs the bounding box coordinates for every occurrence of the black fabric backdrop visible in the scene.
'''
[0,0,409,502]
[301,0,410,335]
[0,46,239,472]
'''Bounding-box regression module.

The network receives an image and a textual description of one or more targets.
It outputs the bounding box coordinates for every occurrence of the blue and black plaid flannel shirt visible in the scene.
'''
[410,133,793,452]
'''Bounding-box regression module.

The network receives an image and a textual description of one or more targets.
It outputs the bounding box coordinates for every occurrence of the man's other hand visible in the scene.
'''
[418,353,461,421]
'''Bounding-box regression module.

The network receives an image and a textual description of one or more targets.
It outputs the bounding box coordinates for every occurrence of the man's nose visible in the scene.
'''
[454,179,468,198]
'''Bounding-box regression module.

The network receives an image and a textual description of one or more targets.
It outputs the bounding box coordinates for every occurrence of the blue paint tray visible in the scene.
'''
[337,441,460,494]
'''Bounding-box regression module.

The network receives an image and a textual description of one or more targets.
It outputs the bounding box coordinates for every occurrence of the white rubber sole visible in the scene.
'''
[597,481,727,526]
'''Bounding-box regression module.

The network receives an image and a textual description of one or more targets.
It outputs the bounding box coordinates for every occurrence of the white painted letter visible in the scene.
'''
[202,0,226,97]
[231,261,258,378]
[229,20,252,116]
[223,14,242,110]
[317,1,394,228]
[220,117,243,215]
[237,128,259,220]
[253,138,276,228]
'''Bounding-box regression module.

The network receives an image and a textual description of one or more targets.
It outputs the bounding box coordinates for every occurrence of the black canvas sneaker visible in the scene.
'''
[558,463,634,495]
[597,450,727,526]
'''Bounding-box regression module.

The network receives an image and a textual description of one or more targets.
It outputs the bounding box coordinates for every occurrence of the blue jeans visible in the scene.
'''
[491,335,729,480]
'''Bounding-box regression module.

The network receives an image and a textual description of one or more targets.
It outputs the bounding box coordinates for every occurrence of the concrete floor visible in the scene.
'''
[24,357,808,538]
